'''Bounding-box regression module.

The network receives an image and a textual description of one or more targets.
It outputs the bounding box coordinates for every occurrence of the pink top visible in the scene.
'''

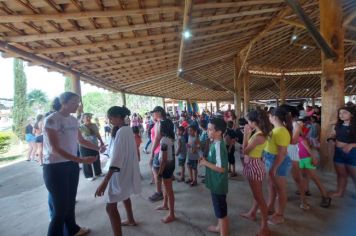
[298,137,310,159]
[151,123,160,155]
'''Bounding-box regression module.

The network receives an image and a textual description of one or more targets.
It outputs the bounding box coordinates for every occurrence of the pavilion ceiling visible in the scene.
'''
[0,0,355,101]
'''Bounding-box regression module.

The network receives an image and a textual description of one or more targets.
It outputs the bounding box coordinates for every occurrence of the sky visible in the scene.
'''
[0,56,104,100]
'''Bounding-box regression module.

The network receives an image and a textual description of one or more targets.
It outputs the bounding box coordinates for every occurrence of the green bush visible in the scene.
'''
[0,132,12,154]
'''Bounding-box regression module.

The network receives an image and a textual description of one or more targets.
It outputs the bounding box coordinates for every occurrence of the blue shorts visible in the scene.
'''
[25,133,36,142]
[152,153,160,168]
[178,154,186,167]
[211,192,227,219]
[263,151,291,177]
[187,159,198,170]
[334,147,356,166]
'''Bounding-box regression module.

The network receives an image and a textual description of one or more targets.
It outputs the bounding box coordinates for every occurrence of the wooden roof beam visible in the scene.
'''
[3,21,180,43]
[280,19,306,29]
[191,7,281,24]
[0,40,119,92]
[285,0,337,59]
[0,6,183,23]
[193,0,284,10]
[33,32,179,54]
[56,41,178,60]
[71,48,178,67]
[88,53,178,73]
[343,10,356,27]
[177,0,193,77]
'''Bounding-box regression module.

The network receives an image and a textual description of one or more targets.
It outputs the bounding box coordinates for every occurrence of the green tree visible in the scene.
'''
[27,89,49,114]
[64,77,72,92]
[12,58,27,140]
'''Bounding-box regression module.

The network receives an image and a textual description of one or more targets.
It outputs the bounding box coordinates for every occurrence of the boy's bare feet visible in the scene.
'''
[155,205,169,210]
[240,212,256,221]
[329,191,343,198]
[267,213,284,225]
[161,215,176,223]
[121,220,137,226]
[207,225,220,233]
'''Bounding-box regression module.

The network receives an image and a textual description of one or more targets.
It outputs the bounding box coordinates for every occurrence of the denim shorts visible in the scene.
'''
[152,153,160,168]
[334,147,356,166]
[187,159,198,170]
[263,151,291,177]
[178,154,186,167]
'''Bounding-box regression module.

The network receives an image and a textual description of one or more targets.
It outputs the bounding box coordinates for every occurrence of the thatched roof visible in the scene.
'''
[0,0,355,101]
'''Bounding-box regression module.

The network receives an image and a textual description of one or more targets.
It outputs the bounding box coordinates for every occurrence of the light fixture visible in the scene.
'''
[306,88,310,91]
[291,35,298,41]
[178,68,183,73]
[190,82,193,85]
[348,85,353,88]
[183,30,192,39]
[302,45,308,50]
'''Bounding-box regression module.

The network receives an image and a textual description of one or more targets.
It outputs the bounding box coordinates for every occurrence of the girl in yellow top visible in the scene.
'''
[240,110,272,236]
[263,105,292,225]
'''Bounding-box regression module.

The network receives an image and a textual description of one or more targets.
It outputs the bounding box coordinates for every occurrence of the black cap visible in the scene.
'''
[151,106,166,115]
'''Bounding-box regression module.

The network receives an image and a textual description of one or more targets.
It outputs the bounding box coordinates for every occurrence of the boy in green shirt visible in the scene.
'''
[199,117,229,236]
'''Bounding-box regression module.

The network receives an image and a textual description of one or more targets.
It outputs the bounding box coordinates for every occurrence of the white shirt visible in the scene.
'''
[43,112,79,164]
[107,126,142,203]
[159,137,174,162]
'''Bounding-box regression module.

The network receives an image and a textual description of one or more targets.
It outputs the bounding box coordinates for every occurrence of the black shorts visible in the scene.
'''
[35,135,43,143]
[211,192,227,219]
[162,160,175,179]
[227,145,235,164]
[79,145,99,157]
[104,126,111,133]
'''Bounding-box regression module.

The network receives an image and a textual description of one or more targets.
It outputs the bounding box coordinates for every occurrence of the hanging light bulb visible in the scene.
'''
[183,30,192,39]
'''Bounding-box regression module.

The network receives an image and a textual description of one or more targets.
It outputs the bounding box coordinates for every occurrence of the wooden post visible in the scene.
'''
[71,73,83,115]
[172,100,175,114]
[216,101,220,112]
[210,102,213,113]
[280,77,286,104]
[311,96,316,107]
[276,98,279,107]
[319,0,345,171]
[234,56,243,118]
[162,98,166,111]
[121,92,126,107]
[243,70,250,115]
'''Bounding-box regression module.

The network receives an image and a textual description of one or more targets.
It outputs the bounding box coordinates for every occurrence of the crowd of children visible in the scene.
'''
[38,92,356,236]
[136,103,355,236]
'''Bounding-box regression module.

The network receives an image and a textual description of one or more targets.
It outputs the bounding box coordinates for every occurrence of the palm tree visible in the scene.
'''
[27,89,48,113]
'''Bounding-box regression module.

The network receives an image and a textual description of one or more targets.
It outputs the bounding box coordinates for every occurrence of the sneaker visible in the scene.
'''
[299,202,310,210]
[320,197,331,208]
[75,227,90,236]
[86,177,96,181]
[96,173,105,177]
[149,192,163,202]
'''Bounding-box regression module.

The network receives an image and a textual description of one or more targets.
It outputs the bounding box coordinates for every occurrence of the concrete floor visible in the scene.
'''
[1,148,356,236]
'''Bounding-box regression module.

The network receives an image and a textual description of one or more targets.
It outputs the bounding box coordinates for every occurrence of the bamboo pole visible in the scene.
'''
[280,76,286,104]
[319,0,345,171]
[177,0,193,77]
[243,71,250,115]
[122,92,127,107]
